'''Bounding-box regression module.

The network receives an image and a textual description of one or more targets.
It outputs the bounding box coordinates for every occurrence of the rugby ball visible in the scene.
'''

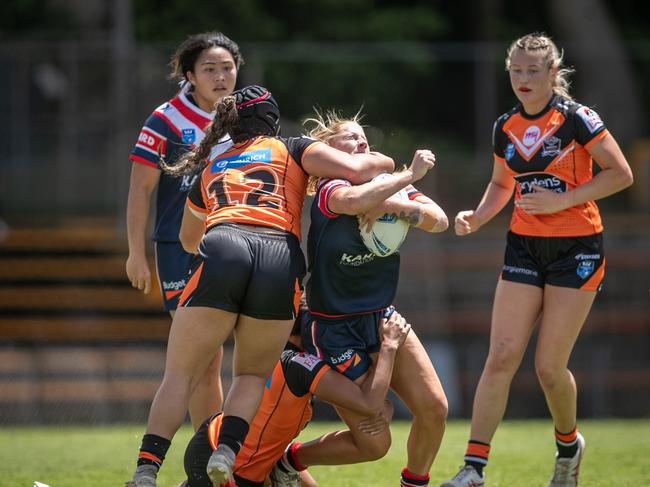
[359,175,410,257]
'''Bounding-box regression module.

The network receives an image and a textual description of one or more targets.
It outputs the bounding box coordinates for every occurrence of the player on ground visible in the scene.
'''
[441,33,633,487]
[176,303,409,487]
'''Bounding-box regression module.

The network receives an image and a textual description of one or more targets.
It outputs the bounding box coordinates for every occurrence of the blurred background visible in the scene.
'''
[0,0,647,424]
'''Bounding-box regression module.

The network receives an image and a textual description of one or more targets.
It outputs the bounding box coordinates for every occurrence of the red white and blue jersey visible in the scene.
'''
[306,178,422,317]
[129,88,232,242]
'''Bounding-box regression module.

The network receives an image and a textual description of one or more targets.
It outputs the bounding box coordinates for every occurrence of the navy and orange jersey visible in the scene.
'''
[493,94,609,237]
[206,346,329,484]
[129,88,232,242]
[306,178,423,317]
[187,136,318,241]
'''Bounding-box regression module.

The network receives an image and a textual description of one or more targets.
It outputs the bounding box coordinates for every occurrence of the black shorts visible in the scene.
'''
[501,231,605,291]
[301,307,394,381]
[178,223,306,320]
[184,413,262,487]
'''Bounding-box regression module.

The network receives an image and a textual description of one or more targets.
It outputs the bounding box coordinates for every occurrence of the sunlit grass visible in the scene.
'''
[0,419,648,486]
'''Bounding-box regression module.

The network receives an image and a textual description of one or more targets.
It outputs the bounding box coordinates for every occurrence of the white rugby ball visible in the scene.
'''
[359,174,410,257]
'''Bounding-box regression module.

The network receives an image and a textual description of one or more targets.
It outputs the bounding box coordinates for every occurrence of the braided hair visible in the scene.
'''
[164,86,280,176]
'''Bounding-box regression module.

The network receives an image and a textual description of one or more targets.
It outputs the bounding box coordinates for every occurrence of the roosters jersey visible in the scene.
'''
[207,346,329,484]
[187,136,317,240]
[129,89,232,241]
[306,178,423,316]
[493,95,609,237]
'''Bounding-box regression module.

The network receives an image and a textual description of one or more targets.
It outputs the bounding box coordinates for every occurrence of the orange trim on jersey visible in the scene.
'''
[308,363,331,394]
[138,451,162,464]
[186,197,208,215]
[299,140,322,163]
[580,258,605,291]
[178,261,204,307]
[583,129,608,152]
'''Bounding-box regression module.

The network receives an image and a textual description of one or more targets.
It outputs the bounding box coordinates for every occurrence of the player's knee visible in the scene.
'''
[485,347,521,376]
[361,435,391,461]
[414,391,448,426]
[535,360,566,390]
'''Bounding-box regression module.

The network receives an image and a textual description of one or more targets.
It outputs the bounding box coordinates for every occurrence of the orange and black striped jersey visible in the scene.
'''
[493,95,609,237]
[207,346,329,484]
[187,136,319,240]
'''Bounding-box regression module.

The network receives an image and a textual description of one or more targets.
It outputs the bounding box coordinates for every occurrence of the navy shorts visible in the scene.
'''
[301,307,394,381]
[154,241,195,312]
[178,223,306,320]
[501,231,605,291]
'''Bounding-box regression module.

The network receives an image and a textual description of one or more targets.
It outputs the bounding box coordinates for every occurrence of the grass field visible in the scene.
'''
[1,419,649,486]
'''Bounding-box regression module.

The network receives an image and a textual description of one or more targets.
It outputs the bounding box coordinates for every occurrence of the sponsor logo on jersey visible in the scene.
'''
[505,143,515,161]
[330,349,357,365]
[292,352,321,371]
[515,172,567,195]
[162,279,187,291]
[138,131,157,148]
[210,148,272,173]
[523,126,541,147]
[340,252,375,266]
[180,174,198,191]
[577,106,604,133]
[575,252,601,261]
[576,260,595,279]
[541,136,562,157]
[503,265,538,277]
[181,128,196,144]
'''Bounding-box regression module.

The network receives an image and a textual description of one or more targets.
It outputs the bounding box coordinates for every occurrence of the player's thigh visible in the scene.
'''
[232,315,294,377]
[488,279,543,362]
[535,284,597,369]
[390,329,447,415]
[165,306,237,381]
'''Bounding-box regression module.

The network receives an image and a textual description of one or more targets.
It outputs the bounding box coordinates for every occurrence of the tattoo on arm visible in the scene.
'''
[398,208,422,226]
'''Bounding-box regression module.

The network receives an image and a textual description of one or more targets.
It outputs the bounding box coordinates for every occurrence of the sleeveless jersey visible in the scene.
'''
[187,136,317,240]
[129,89,232,241]
[207,346,329,483]
[306,178,422,317]
[493,94,609,237]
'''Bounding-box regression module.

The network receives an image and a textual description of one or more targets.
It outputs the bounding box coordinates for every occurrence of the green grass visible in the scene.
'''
[1,420,648,486]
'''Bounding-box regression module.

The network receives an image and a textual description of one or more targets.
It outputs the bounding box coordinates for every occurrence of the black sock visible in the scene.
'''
[555,427,579,458]
[217,415,250,456]
[137,433,171,469]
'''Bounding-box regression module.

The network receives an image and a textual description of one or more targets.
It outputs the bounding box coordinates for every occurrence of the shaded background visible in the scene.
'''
[0,0,648,423]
